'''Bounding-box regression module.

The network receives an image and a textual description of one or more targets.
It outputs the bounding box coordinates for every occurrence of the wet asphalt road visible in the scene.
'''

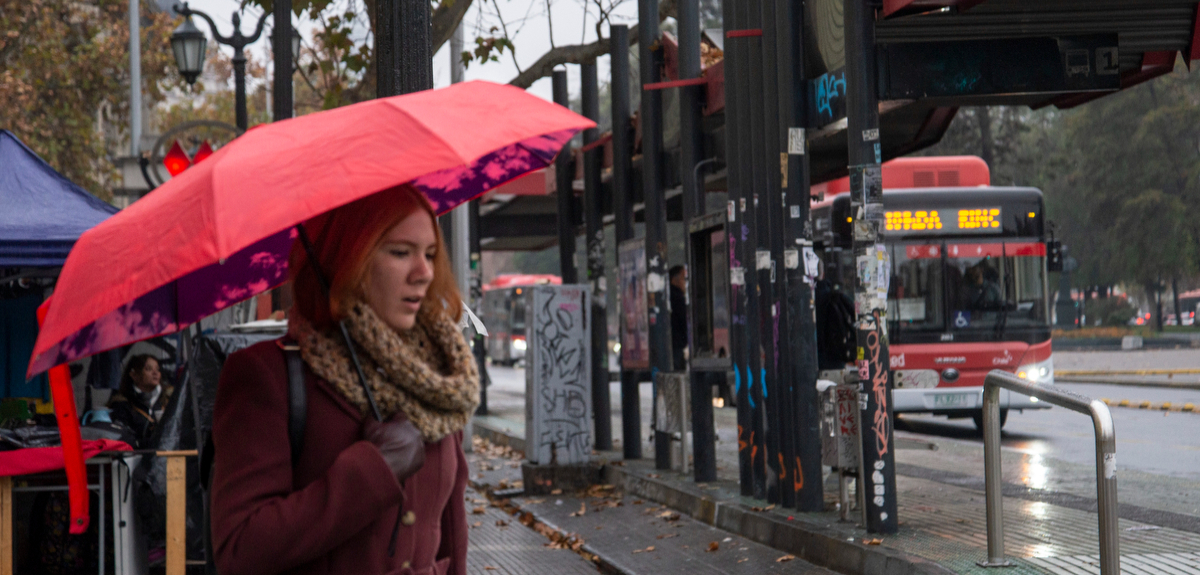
[481,350,1200,481]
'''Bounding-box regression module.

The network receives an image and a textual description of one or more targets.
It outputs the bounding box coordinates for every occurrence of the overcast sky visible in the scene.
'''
[178,0,641,103]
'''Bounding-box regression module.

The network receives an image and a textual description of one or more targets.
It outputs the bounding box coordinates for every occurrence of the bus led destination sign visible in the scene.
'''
[884,207,1001,234]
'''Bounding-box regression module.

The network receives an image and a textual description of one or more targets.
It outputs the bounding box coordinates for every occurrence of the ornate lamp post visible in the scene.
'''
[170,3,268,131]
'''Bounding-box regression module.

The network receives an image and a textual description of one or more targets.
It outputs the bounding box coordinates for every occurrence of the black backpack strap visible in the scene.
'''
[282,342,307,465]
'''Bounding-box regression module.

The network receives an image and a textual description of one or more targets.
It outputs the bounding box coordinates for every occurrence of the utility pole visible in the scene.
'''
[775,0,823,511]
[639,0,672,469]
[845,0,898,534]
[582,61,612,451]
[129,0,141,158]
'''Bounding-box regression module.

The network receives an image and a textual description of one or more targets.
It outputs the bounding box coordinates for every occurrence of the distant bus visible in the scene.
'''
[480,274,561,366]
[812,156,1052,429]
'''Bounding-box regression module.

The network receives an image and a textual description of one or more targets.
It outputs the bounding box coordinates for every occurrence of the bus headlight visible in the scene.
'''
[1016,357,1053,384]
[512,337,527,352]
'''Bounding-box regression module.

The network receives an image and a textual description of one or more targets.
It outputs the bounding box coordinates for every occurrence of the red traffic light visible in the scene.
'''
[163,140,191,176]
[192,140,214,164]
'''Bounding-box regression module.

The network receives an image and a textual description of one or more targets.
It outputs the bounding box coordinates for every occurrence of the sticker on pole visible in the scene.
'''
[756,250,771,270]
[728,200,737,222]
[788,128,806,155]
[730,266,746,286]
[784,249,800,269]
[1104,453,1116,479]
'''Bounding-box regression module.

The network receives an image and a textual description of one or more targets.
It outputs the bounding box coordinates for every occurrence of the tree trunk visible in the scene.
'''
[1172,278,1181,327]
[977,106,994,170]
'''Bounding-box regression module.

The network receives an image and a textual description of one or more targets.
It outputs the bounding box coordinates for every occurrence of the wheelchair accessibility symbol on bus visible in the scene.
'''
[954,311,971,328]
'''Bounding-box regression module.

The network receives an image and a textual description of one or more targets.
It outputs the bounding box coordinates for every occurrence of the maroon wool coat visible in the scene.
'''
[211,339,469,575]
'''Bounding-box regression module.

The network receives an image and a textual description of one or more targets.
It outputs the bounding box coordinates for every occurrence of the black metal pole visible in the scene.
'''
[845,0,898,534]
[471,199,489,415]
[739,0,767,500]
[639,0,672,470]
[272,0,293,121]
[678,0,716,483]
[582,61,613,451]
[377,0,432,96]
[611,25,642,461]
[756,0,790,508]
[552,70,578,285]
[722,0,753,497]
[233,51,248,131]
[777,0,823,512]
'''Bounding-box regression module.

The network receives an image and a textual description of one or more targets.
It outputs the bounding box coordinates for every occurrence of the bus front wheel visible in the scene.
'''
[972,408,1008,432]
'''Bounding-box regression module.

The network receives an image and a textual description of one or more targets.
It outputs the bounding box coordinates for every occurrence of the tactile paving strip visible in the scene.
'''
[1026,551,1200,574]
[464,488,600,575]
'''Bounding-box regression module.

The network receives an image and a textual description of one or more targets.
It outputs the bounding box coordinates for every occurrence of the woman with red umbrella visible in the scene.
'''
[212,185,477,575]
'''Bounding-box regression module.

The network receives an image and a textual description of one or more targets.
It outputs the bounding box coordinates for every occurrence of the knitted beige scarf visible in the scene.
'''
[290,302,480,442]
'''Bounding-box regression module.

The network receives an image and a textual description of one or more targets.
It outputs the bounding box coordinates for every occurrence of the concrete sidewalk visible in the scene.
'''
[471,412,1200,575]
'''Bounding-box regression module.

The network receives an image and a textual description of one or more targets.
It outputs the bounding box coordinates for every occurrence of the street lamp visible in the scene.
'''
[170,2,268,131]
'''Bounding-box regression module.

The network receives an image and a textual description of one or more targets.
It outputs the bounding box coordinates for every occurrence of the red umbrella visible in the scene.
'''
[29,80,592,377]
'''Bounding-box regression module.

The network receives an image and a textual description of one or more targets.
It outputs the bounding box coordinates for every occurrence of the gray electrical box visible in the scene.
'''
[524,285,593,465]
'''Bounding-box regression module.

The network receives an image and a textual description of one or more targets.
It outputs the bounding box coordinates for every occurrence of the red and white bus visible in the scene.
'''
[480,274,561,366]
[812,156,1052,429]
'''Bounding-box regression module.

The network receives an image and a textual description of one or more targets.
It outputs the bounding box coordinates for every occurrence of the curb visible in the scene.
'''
[469,416,954,575]
[605,466,956,575]
[1055,376,1200,390]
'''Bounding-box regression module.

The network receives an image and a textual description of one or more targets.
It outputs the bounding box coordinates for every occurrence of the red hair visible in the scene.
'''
[289,184,462,331]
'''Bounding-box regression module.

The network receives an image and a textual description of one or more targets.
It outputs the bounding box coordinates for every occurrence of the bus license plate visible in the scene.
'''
[934,393,972,408]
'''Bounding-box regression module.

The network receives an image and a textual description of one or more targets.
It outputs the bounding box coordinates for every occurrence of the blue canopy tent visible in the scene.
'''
[0,130,119,399]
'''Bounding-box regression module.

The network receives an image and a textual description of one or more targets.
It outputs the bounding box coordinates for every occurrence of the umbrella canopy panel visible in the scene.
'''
[30,81,592,377]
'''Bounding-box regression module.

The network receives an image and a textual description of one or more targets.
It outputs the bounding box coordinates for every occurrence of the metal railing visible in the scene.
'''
[979,370,1119,573]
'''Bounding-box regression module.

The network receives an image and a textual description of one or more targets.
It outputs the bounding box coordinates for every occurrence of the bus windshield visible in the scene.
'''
[889,241,1047,335]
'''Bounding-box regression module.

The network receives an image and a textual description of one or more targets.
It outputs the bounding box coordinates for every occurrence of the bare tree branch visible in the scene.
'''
[507,0,676,89]
[432,0,475,54]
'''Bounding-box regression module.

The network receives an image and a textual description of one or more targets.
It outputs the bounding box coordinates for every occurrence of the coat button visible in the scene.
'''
[401,510,416,526]
[401,561,411,569]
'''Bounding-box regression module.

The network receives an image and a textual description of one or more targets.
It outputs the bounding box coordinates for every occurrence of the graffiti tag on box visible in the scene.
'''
[526,285,593,465]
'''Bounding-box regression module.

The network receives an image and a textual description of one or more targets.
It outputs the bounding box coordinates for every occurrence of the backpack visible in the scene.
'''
[200,341,306,574]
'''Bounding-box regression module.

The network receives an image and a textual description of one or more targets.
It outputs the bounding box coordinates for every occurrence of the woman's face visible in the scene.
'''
[132,359,161,392]
[364,210,438,332]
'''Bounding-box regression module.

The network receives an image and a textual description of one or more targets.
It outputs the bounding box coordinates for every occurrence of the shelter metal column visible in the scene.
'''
[775,0,822,510]
[723,0,754,497]
[845,0,898,534]
[754,0,789,507]
[553,70,578,285]
[678,0,716,483]
[639,0,673,470]
[611,25,642,460]
[582,61,613,451]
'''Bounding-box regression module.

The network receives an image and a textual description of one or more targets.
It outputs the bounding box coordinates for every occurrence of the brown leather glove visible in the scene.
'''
[362,413,426,484]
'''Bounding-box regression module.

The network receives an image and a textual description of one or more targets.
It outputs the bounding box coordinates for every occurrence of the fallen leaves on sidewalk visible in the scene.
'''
[750,504,776,512]
[495,519,509,527]
[776,554,796,562]
[658,510,681,521]
[737,558,748,564]
[706,541,720,552]
[484,566,497,571]
[655,533,679,540]
[863,538,883,545]
[472,506,486,515]
[632,546,656,554]
[472,521,482,528]
[551,489,563,495]
[570,502,587,517]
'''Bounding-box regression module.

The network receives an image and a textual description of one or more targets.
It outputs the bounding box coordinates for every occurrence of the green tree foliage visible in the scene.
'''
[915,61,1200,293]
[0,0,180,200]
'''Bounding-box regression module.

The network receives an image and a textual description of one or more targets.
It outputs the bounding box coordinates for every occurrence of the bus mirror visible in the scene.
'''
[1046,240,1063,272]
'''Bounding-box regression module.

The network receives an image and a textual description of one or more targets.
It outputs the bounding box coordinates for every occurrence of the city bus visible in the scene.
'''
[480,274,561,366]
[812,156,1052,429]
